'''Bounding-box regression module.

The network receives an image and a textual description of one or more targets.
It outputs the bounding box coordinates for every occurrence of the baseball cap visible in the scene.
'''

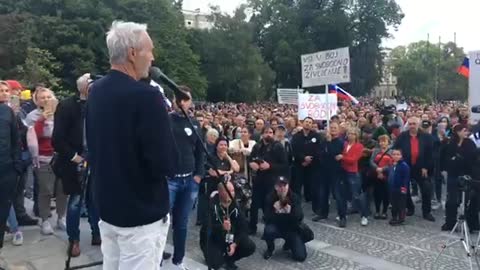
[6,80,23,90]
[276,176,289,185]
[421,120,432,128]
[276,124,286,131]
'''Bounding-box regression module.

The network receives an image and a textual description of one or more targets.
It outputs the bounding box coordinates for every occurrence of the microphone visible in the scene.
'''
[149,66,190,101]
[472,105,480,113]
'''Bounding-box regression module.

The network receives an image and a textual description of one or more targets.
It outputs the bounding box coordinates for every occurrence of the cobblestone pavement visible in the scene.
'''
[1,199,478,270]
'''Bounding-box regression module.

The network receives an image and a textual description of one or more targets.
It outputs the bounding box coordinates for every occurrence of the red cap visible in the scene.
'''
[6,80,23,90]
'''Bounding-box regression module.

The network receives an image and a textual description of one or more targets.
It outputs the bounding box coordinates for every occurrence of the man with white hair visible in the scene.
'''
[86,21,178,270]
[52,73,100,257]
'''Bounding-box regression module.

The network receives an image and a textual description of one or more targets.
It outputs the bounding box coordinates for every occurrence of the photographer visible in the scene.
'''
[248,126,288,234]
[200,181,256,270]
[441,124,478,231]
[263,176,307,262]
[52,73,100,257]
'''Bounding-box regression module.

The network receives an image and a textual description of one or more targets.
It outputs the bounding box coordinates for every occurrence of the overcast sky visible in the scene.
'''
[183,0,479,52]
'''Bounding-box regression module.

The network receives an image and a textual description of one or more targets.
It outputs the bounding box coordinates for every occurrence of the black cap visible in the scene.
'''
[276,125,286,131]
[276,176,289,185]
[421,120,432,128]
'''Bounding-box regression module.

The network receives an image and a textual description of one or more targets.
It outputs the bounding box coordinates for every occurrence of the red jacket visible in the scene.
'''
[341,142,364,173]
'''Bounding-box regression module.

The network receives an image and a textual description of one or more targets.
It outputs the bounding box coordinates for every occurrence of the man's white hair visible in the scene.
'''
[106,21,148,65]
[77,73,91,92]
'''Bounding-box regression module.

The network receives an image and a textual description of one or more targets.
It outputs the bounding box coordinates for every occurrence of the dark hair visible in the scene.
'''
[175,85,192,107]
[303,116,314,122]
[262,125,274,134]
[391,148,402,154]
[215,136,229,149]
[452,124,468,144]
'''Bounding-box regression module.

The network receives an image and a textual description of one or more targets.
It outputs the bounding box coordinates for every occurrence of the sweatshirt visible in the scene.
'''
[86,70,177,227]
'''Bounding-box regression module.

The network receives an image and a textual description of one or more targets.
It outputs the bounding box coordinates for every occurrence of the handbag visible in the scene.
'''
[298,222,314,243]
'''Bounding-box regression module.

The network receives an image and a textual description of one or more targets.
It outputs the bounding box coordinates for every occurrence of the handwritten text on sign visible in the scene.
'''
[298,93,338,120]
[301,47,350,87]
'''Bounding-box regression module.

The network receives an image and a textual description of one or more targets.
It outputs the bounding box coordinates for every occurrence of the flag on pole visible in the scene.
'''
[458,57,470,78]
[328,84,359,105]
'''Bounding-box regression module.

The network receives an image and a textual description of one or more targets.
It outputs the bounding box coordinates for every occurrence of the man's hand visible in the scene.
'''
[304,156,313,163]
[208,169,218,177]
[249,162,259,171]
[421,168,428,178]
[259,161,271,171]
[227,243,237,257]
[32,156,40,168]
[223,219,231,231]
[194,175,202,184]
[335,154,343,161]
[301,161,310,167]
[376,167,383,174]
[284,204,291,214]
[72,155,84,164]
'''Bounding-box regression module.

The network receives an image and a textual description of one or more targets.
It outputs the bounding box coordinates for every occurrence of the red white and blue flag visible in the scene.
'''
[458,57,469,78]
[328,84,359,105]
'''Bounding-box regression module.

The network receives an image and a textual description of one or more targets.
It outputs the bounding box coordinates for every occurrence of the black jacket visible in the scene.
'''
[394,131,434,171]
[442,138,477,178]
[52,95,85,195]
[0,103,21,174]
[291,130,324,167]
[170,112,205,177]
[264,190,303,232]
[325,137,344,174]
[200,194,249,248]
[250,140,288,185]
[86,70,177,227]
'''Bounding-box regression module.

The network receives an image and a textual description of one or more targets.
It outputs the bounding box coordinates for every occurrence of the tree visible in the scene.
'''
[15,47,62,89]
[391,41,468,101]
[248,0,403,95]
[189,6,275,102]
[0,0,207,98]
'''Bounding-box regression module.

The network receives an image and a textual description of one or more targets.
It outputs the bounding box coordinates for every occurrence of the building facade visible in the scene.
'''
[371,54,398,98]
[183,9,214,30]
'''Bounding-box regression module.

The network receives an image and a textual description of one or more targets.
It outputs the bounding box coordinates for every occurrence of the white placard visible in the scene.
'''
[301,47,350,88]
[277,88,303,105]
[470,51,480,124]
[298,93,338,120]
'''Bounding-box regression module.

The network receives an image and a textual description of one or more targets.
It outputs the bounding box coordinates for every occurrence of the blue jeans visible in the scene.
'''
[336,172,368,219]
[66,183,100,242]
[346,173,368,217]
[7,205,19,232]
[168,175,200,265]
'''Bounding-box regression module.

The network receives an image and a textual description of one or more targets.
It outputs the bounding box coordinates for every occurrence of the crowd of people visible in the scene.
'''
[1,20,480,270]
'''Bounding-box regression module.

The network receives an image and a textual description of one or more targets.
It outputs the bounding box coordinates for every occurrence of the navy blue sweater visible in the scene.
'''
[385,160,410,192]
[86,70,177,227]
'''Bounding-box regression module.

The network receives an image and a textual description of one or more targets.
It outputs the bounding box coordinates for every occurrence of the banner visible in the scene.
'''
[469,51,480,124]
[298,93,338,120]
[277,88,303,105]
[301,47,350,88]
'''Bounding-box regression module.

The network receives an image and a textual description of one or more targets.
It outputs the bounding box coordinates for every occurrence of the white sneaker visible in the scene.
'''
[12,231,23,246]
[361,217,368,226]
[412,195,421,203]
[431,200,441,211]
[41,221,54,235]
[57,218,67,231]
[4,232,13,242]
[173,263,189,270]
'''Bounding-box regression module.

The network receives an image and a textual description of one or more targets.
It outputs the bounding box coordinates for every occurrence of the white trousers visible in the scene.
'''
[99,215,170,270]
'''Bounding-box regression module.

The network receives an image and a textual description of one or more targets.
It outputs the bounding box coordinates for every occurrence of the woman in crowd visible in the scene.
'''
[441,124,478,231]
[197,137,240,225]
[25,87,67,235]
[229,127,256,177]
[339,128,367,227]
[369,135,393,220]
[206,128,220,154]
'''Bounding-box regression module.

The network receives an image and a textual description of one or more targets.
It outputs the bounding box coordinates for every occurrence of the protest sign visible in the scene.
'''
[298,93,338,120]
[301,47,350,88]
[469,51,480,124]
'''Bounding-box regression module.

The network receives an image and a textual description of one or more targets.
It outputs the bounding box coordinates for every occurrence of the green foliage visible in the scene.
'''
[0,0,207,98]
[15,47,62,89]
[391,41,468,101]
[189,6,275,102]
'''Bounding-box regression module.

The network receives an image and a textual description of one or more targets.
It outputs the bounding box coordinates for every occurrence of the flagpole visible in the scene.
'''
[326,84,330,128]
